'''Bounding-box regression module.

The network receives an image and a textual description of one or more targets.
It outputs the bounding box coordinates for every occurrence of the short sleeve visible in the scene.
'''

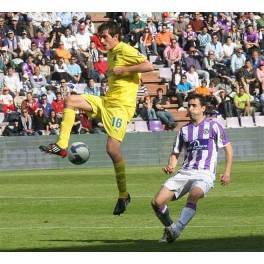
[213,121,230,148]
[173,130,185,154]
[122,44,147,65]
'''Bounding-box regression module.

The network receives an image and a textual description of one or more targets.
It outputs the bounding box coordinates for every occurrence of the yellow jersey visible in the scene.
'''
[234,93,250,109]
[104,41,147,108]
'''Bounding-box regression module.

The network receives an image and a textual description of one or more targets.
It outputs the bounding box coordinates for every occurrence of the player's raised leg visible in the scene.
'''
[106,136,131,215]
[39,95,93,157]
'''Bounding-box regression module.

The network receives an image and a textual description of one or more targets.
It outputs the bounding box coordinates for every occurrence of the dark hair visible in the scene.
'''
[187,93,207,107]
[98,21,121,41]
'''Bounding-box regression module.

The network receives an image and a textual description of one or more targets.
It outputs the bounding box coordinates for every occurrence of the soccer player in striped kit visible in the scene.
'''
[151,93,233,243]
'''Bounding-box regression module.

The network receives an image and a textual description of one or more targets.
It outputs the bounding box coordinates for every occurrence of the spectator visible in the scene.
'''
[18,108,34,136]
[67,55,82,83]
[39,18,53,38]
[46,87,56,104]
[129,13,145,46]
[93,54,108,81]
[139,26,158,56]
[249,49,264,70]
[51,91,64,118]
[55,41,71,62]
[48,109,61,135]
[204,33,224,61]
[256,62,264,91]
[37,93,52,117]
[218,89,234,118]
[0,87,15,113]
[22,55,36,77]
[84,78,100,96]
[39,57,51,81]
[3,30,22,58]
[78,111,92,134]
[24,16,38,39]
[227,23,242,45]
[52,58,69,81]
[190,12,204,33]
[223,36,236,64]
[21,91,38,116]
[186,65,200,88]
[30,66,47,96]
[173,14,188,45]
[175,74,195,109]
[84,14,95,35]
[43,41,54,60]
[75,22,91,56]
[140,95,157,121]
[234,86,252,117]
[156,24,173,59]
[32,108,49,135]
[243,24,260,51]
[3,65,22,97]
[57,78,71,98]
[68,16,80,36]
[28,41,42,59]
[163,38,182,67]
[182,24,198,50]
[49,17,65,49]
[231,47,246,75]
[195,79,210,96]
[183,46,210,84]
[32,29,46,52]
[99,79,109,96]
[19,30,32,58]
[197,26,212,53]
[152,87,176,129]
[60,27,77,52]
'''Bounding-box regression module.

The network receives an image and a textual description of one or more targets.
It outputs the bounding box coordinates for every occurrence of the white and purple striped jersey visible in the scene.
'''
[173,118,230,176]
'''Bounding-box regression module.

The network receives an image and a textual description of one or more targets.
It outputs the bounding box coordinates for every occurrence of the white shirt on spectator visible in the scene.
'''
[0,93,13,105]
[186,71,200,88]
[19,37,32,52]
[60,35,77,50]
[76,32,92,51]
[3,73,22,94]
[223,42,236,58]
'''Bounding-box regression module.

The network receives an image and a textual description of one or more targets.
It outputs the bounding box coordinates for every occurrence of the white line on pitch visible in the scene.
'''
[0,193,263,199]
[0,224,264,231]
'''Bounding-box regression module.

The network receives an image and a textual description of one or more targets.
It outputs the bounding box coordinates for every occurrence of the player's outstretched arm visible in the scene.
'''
[220,143,233,186]
[163,153,179,174]
[112,61,154,75]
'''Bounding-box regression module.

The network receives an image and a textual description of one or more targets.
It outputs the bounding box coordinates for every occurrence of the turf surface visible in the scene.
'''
[0,161,263,251]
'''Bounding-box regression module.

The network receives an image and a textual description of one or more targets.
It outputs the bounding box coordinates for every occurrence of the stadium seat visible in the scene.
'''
[255,115,264,127]
[215,116,227,128]
[240,116,255,128]
[148,120,164,132]
[134,120,149,132]
[226,117,241,128]
[0,113,5,124]
[159,67,172,81]
[126,121,135,132]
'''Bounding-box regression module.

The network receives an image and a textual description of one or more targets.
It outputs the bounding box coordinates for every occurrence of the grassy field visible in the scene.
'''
[0,161,263,252]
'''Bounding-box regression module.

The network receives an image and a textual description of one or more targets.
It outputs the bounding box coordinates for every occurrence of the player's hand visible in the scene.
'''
[220,173,231,186]
[163,165,175,175]
[112,67,127,75]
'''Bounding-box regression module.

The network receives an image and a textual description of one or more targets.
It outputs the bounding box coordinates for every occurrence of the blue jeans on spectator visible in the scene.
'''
[156,110,175,126]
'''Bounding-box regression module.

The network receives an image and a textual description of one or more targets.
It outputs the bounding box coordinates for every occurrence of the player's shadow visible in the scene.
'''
[5,235,264,251]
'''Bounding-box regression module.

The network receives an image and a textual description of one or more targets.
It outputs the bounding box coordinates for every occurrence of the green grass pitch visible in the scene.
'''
[0,161,263,251]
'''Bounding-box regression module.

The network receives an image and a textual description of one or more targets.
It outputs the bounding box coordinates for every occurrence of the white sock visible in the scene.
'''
[175,206,196,233]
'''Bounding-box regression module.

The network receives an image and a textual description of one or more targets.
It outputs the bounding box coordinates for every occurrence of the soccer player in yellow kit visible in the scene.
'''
[39,21,154,215]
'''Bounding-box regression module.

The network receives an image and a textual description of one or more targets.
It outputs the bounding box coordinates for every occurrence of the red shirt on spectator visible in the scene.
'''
[21,98,38,116]
[91,34,106,53]
[93,59,108,75]
[52,99,64,115]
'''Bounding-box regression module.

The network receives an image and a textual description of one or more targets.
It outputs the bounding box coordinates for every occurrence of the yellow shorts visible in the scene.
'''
[80,94,135,142]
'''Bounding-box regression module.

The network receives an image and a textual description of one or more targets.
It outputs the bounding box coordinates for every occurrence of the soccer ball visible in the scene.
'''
[68,142,90,165]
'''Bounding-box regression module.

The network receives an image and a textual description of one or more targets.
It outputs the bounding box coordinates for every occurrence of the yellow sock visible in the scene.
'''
[114,160,128,198]
[57,108,76,149]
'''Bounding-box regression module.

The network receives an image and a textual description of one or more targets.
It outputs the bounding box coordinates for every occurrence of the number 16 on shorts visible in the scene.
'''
[112,117,123,128]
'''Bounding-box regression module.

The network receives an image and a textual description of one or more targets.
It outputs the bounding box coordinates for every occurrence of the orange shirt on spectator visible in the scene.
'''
[195,86,211,96]
[55,44,71,62]
[156,31,173,46]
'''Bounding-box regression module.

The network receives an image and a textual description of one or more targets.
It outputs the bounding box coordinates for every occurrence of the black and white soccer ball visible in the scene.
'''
[68,142,90,165]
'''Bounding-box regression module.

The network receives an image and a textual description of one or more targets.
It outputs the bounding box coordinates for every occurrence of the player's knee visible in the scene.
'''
[151,197,163,208]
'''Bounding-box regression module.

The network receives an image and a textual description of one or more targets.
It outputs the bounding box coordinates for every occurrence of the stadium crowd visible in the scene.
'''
[0,12,264,136]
